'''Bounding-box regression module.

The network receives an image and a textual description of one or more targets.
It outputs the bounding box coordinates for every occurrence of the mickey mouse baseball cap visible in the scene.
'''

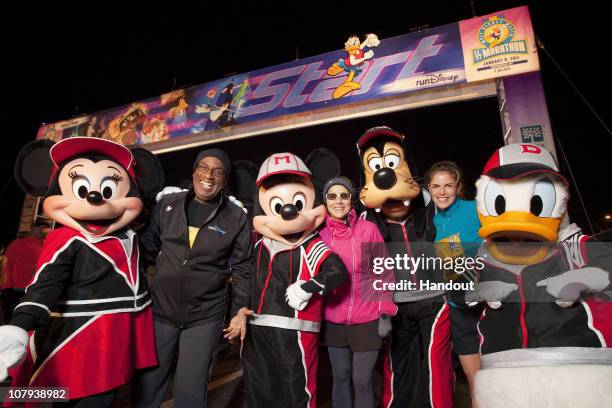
[482,143,567,184]
[256,152,312,187]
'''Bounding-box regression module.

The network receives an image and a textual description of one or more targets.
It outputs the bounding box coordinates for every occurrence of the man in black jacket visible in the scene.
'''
[135,148,253,408]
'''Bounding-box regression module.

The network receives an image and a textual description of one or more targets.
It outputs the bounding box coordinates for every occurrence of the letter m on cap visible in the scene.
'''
[273,155,292,165]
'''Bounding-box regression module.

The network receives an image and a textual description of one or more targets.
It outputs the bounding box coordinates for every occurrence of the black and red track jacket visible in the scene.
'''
[249,233,347,332]
[476,230,612,355]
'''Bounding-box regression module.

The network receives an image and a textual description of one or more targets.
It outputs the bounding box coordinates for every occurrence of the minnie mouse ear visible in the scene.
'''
[305,148,341,197]
[230,160,258,218]
[131,148,165,202]
[14,139,55,196]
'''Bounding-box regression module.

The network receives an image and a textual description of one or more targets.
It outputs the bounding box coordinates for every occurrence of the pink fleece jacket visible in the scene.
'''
[319,209,397,324]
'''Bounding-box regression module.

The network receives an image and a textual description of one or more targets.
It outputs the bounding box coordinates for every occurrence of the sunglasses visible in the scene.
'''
[326,192,351,201]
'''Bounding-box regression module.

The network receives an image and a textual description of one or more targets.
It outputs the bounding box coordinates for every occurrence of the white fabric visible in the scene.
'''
[155,186,187,202]
[285,280,313,311]
[0,325,29,381]
[475,364,612,408]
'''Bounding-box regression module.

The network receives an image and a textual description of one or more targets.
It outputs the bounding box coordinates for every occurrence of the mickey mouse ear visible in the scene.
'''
[305,148,341,197]
[131,148,165,201]
[14,139,55,196]
[230,160,258,217]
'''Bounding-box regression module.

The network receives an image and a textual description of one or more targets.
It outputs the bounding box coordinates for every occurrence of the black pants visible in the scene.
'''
[242,324,319,408]
[133,318,223,408]
[381,300,453,408]
[53,389,117,407]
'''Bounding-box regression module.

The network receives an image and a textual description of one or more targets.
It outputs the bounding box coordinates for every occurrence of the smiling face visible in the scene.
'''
[253,175,326,245]
[326,184,352,220]
[43,157,142,237]
[359,139,421,219]
[193,156,225,202]
[428,170,459,210]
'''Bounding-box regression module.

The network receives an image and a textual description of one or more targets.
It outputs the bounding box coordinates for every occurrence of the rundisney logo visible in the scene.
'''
[415,73,459,87]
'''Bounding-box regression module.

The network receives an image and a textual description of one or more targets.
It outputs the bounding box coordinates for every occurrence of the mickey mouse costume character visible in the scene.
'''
[356,126,453,408]
[0,137,164,406]
[241,152,347,408]
[467,143,612,407]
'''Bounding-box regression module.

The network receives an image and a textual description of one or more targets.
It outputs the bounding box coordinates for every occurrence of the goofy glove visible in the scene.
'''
[465,280,518,310]
[536,267,610,307]
[0,325,29,381]
[378,314,392,338]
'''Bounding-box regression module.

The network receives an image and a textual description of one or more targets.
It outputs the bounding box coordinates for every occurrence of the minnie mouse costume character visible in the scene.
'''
[0,137,164,406]
[241,152,347,408]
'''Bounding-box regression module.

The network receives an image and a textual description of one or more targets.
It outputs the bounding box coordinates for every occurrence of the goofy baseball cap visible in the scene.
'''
[482,143,567,184]
[256,152,312,187]
[356,126,405,153]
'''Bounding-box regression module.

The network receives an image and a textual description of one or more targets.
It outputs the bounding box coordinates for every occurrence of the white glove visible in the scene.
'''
[364,33,380,47]
[378,314,392,338]
[465,281,518,310]
[537,267,610,307]
[155,186,187,202]
[285,280,313,311]
[228,196,248,214]
[0,325,29,381]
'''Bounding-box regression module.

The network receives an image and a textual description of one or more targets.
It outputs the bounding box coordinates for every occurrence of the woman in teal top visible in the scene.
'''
[426,161,482,407]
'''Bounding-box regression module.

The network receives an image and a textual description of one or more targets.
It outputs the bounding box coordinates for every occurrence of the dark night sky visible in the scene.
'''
[1,1,610,245]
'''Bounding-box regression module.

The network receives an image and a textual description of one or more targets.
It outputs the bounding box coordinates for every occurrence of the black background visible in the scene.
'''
[2,1,610,245]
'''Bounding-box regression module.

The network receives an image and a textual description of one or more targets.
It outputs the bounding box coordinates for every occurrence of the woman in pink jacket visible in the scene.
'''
[319,177,397,408]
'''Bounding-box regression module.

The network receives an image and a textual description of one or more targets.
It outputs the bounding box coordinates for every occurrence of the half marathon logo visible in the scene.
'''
[472,15,527,64]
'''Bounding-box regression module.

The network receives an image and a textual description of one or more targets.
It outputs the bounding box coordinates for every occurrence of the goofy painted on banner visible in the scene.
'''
[0,137,164,406]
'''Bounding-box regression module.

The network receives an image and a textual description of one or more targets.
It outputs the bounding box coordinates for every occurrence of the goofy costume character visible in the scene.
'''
[356,127,453,408]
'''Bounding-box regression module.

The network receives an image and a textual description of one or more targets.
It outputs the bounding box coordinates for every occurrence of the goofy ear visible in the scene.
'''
[131,148,165,202]
[14,139,55,196]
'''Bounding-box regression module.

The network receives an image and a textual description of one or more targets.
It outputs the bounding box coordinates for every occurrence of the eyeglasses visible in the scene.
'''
[195,164,225,178]
[326,192,351,201]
